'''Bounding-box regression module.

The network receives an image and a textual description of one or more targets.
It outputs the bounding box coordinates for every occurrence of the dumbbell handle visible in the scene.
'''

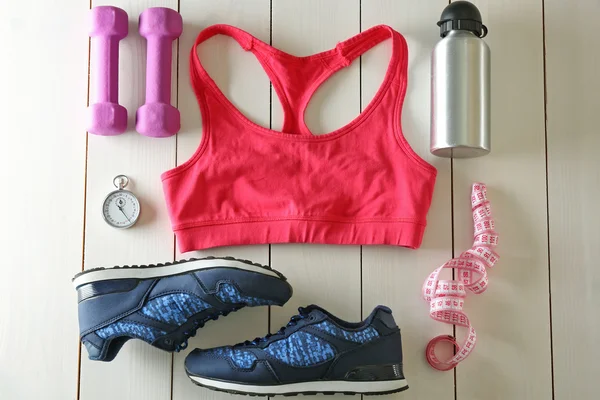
[92,36,120,104]
[145,36,173,104]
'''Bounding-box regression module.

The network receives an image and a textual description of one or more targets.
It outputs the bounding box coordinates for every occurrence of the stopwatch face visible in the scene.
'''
[102,189,141,229]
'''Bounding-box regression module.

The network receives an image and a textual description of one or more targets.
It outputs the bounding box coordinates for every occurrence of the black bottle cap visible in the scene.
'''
[438,1,487,38]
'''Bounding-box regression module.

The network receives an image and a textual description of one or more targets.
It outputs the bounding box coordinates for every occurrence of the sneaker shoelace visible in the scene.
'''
[176,307,241,352]
[236,306,310,347]
[422,182,499,371]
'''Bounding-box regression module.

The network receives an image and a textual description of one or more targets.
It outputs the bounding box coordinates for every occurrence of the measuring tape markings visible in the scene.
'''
[422,183,499,371]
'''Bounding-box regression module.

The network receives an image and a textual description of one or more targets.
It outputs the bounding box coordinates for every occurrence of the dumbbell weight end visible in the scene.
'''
[88,103,128,136]
[136,103,180,138]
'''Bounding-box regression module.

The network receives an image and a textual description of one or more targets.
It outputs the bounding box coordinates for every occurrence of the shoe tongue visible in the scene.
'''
[304,304,325,313]
[82,335,130,362]
[303,304,331,318]
[82,340,102,359]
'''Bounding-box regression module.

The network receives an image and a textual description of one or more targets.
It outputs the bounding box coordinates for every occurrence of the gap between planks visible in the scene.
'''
[540,0,556,398]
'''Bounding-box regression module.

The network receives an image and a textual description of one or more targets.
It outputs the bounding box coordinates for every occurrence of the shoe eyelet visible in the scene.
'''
[309,315,316,321]
[164,339,173,346]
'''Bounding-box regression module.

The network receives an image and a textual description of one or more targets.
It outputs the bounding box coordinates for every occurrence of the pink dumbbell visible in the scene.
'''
[136,7,183,138]
[87,6,128,136]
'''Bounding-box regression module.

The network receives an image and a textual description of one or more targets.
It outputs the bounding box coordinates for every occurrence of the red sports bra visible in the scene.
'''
[161,24,437,252]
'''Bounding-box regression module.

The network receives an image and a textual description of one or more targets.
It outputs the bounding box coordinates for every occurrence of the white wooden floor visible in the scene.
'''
[1,0,598,399]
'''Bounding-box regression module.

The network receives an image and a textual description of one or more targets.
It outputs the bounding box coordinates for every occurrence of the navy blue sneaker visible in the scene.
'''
[73,257,292,362]
[185,305,408,396]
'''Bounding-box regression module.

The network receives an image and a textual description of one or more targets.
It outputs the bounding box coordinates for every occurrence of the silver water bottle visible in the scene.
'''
[431,1,490,158]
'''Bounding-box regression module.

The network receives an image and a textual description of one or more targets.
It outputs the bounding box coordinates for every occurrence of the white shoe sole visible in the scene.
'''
[189,375,409,395]
[72,257,281,288]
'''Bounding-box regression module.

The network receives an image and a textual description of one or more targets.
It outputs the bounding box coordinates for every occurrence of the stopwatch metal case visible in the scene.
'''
[101,175,141,229]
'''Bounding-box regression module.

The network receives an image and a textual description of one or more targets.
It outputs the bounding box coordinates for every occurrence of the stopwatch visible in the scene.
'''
[102,175,141,229]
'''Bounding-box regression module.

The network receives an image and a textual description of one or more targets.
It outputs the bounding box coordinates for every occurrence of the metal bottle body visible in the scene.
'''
[431,30,490,158]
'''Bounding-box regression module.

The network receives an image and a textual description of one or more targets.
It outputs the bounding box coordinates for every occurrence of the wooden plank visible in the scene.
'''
[451,1,552,399]
[171,1,271,399]
[269,0,363,350]
[269,3,363,399]
[0,1,88,398]
[545,1,600,399]
[79,1,178,399]
[360,1,455,399]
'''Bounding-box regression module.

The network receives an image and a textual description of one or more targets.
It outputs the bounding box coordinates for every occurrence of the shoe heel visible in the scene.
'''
[76,279,139,302]
[344,363,405,381]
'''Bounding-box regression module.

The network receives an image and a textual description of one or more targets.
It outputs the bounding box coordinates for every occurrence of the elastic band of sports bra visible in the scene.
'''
[422,183,499,371]
[173,217,427,252]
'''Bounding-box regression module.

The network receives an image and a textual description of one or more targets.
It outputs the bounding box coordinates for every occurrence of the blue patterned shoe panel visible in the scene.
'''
[313,321,379,344]
[216,283,277,306]
[96,321,165,342]
[264,331,335,367]
[205,347,258,369]
[140,293,211,325]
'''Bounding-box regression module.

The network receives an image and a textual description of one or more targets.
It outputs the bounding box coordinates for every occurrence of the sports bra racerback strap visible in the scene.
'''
[190,24,405,136]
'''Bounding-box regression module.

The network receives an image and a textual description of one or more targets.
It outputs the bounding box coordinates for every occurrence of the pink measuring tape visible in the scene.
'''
[422,183,499,371]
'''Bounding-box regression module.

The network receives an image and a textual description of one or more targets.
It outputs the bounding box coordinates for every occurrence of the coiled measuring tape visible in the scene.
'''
[422,183,499,371]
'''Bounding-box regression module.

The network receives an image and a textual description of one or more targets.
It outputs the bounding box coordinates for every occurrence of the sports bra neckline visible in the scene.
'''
[189,24,405,142]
